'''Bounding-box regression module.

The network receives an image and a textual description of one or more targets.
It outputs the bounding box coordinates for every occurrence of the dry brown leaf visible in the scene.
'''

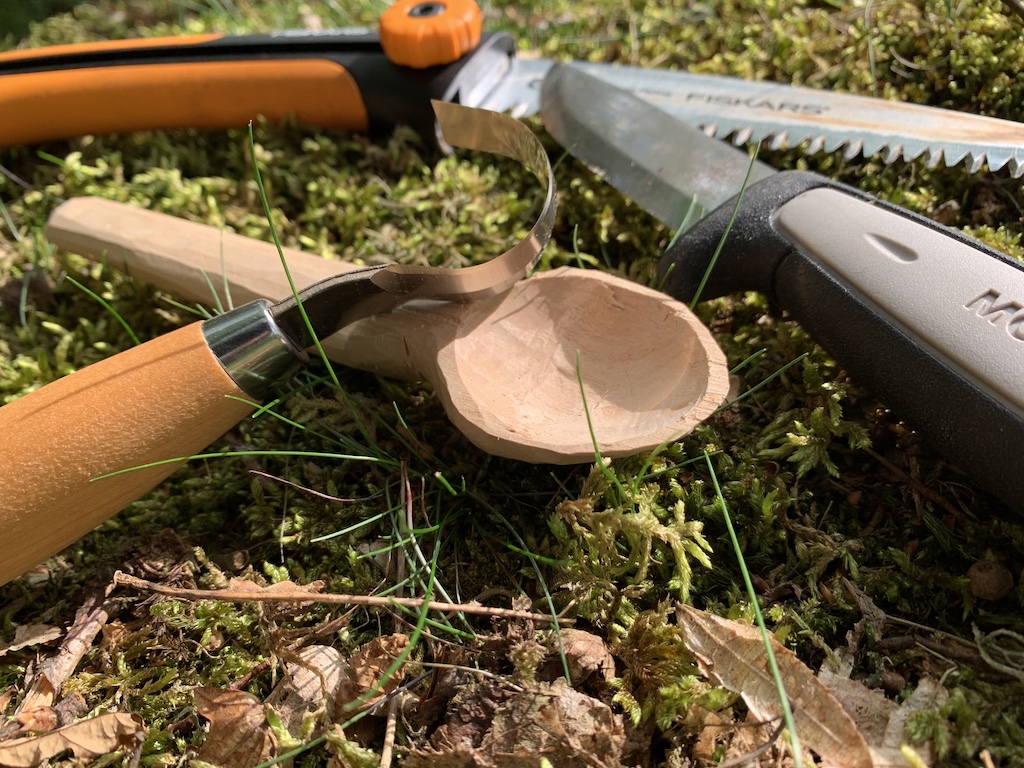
[819,662,944,765]
[14,706,58,734]
[870,676,945,767]
[0,625,62,658]
[194,687,275,768]
[266,645,348,741]
[677,603,874,768]
[554,628,616,684]
[689,709,735,763]
[0,712,143,768]
[819,666,898,747]
[0,686,16,714]
[406,678,624,768]
[339,633,409,712]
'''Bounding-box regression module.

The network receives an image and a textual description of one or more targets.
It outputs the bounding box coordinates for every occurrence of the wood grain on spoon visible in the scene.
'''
[46,197,730,463]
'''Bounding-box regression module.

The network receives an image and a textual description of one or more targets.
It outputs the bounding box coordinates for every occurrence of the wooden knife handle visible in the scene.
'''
[0,322,254,585]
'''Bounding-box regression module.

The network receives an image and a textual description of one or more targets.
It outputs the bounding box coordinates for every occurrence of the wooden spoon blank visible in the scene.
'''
[44,197,730,462]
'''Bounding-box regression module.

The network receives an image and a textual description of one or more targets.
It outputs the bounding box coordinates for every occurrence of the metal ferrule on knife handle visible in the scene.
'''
[202,300,307,401]
[658,171,1024,511]
[0,97,555,586]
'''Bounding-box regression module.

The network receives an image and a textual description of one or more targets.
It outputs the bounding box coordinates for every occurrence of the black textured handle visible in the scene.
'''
[659,171,1024,513]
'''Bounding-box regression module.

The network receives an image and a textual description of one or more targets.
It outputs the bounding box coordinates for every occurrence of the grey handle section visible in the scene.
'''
[659,172,1024,514]
[775,188,1024,423]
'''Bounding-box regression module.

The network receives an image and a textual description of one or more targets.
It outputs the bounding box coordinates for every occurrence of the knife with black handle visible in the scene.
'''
[664,172,1024,512]
[542,64,1024,513]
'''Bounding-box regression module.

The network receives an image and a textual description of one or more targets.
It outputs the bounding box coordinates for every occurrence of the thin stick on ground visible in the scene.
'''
[112,572,571,625]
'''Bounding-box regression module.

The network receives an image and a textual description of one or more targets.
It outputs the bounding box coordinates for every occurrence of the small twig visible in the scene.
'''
[873,634,981,663]
[864,447,966,520]
[113,572,569,625]
[379,466,414,768]
[15,590,115,715]
[974,628,1024,681]
[420,662,526,692]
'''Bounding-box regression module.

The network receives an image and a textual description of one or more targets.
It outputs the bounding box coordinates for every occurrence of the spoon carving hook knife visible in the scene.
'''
[0,101,555,587]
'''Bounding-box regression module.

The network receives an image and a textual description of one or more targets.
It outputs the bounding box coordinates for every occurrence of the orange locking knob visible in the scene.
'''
[380,0,482,68]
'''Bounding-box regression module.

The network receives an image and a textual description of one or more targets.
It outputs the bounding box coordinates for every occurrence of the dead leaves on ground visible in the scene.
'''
[0,713,144,768]
[405,678,625,768]
[676,604,938,768]
[0,570,947,768]
[192,636,413,768]
[195,688,277,767]
[680,604,873,767]
[0,594,144,767]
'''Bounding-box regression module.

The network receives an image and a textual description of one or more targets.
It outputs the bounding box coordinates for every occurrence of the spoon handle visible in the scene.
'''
[45,196,446,382]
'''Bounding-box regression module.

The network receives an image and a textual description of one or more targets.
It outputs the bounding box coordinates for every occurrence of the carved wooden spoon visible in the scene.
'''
[46,197,730,463]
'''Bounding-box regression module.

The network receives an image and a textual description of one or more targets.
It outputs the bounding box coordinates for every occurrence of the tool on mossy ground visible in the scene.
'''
[3,0,1024,175]
[0,101,559,587]
[45,196,728,470]
[542,63,1024,513]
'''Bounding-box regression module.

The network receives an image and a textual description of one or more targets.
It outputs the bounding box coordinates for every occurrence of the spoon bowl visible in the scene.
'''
[47,197,729,462]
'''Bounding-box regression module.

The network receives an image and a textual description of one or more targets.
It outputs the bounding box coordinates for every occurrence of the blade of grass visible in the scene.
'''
[469,492,571,682]
[93,449,381,480]
[247,124,378,452]
[248,124,341,392]
[63,275,141,346]
[689,142,762,309]
[703,450,803,767]
[575,349,630,506]
[340,531,442,715]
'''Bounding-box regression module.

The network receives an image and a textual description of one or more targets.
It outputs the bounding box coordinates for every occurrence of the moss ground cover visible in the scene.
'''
[1,1,1023,765]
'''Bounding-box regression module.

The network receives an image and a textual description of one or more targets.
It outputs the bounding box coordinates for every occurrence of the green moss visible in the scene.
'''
[2,0,1024,763]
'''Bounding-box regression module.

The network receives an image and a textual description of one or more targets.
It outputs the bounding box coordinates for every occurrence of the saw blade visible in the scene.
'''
[557,63,1024,178]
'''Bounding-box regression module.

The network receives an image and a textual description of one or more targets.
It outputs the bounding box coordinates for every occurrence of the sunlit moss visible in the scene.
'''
[2,0,1024,764]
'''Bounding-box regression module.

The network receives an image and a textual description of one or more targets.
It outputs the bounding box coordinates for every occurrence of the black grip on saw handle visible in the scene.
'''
[659,171,1024,513]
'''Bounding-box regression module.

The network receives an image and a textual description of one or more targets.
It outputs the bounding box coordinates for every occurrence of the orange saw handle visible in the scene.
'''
[0,0,504,146]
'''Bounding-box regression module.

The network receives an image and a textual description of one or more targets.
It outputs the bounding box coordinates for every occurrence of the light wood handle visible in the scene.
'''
[45,197,353,307]
[45,197,445,382]
[0,322,255,585]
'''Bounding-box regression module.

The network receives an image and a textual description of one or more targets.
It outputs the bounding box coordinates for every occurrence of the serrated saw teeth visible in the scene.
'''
[898,143,928,164]
[966,154,987,174]
[732,126,754,145]
[843,140,864,161]
[689,117,1024,178]
[998,156,1024,178]
[941,148,971,169]
[924,149,945,170]
[883,145,904,164]
[859,137,891,159]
